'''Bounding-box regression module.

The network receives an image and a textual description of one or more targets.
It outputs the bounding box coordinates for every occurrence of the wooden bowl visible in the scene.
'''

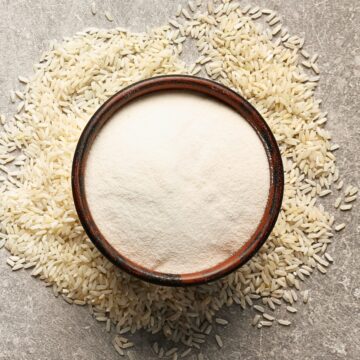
[72,75,284,286]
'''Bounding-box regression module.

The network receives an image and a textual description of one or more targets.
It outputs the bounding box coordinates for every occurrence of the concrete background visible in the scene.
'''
[0,1,359,359]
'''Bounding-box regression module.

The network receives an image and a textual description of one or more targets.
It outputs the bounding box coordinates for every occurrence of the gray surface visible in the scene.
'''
[0,1,359,359]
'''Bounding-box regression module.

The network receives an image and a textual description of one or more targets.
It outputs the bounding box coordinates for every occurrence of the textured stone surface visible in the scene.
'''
[0,1,359,359]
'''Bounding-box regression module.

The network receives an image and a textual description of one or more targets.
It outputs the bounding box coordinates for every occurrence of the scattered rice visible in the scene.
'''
[91,2,96,16]
[104,11,114,22]
[324,253,334,263]
[113,343,124,356]
[266,12,277,22]
[12,263,24,271]
[344,195,357,203]
[188,1,196,12]
[271,24,282,35]
[260,321,273,327]
[74,299,86,306]
[334,197,342,208]
[252,314,261,326]
[215,318,228,326]
[0,0,356,356]
[152,342,159,355]
[301,49,310,58]
[95,316,107,322]
[215,335,223,348]
[241,4,251,14]
[263,313,275,321]
[169,19,181,28]
[10,90,16,103]
[165,348,178,356]
[253,305,265,313]
[268,16,281,26]
[302,60,312,68]
[6,258,15,267]
[119,326,130,335]
[267,298,275,310]
[317,264,327,274]
[291,290,298,302]
[106,319,111,332]
[335,223,346,232]
[16,101,25,114]
[340,204,352,211]
[286,306,297,313]
[204,325,212,335]
[336,180,344,190]
[313,254,329,267]
[311,54,319,63]
[62,295,73,305]
[277,319,291,326]
[15,91,24,100]
[18,75,30,84]
[180,348,192,358]
[319,189,332,197]
[312,63,320,74]
[302,290,309,304]
[251,12,262,20]
[181,8,192,19]
[23,262,36,269]
[249,6,260,15]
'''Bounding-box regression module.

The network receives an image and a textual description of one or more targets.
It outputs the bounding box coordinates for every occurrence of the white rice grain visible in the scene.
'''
[180,348,192,358]
[335,223,346,232]
[0,3,347,353]
[105,11,114,22]
[277,319,291,326]
[18,75,30,84]
[344,195,357,203]
[215,335,223,348]
[302,290,309,304]
[215,318,228,326]
[263,313,275,321]
[334,197,342,208]
[176,5,182,17]
[91,2,96,15]
[340,204,352,211]
[188,1,196,12]
[271,24,282,36]
[252,314,261,326]
[260,321,273,327]
[165,348,178,357]
[253,305,265,313]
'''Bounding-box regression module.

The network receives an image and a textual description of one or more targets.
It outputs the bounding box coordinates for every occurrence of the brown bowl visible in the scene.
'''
[72,75,284,287]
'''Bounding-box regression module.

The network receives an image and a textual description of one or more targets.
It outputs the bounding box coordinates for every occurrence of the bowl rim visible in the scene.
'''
[72,75,284,287]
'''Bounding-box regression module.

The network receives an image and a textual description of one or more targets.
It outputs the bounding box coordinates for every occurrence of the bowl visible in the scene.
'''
[72,75,284,286]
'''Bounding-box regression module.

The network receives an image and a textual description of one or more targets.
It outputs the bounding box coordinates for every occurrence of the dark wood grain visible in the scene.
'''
[72,75,284,287]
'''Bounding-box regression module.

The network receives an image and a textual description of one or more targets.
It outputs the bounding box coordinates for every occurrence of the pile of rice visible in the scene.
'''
[0,0,357,358]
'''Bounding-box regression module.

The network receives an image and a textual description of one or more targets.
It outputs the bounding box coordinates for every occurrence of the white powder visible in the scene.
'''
[85,92,270,274]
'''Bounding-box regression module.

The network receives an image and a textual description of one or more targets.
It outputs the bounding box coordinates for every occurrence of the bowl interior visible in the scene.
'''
[72,75,284,286]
